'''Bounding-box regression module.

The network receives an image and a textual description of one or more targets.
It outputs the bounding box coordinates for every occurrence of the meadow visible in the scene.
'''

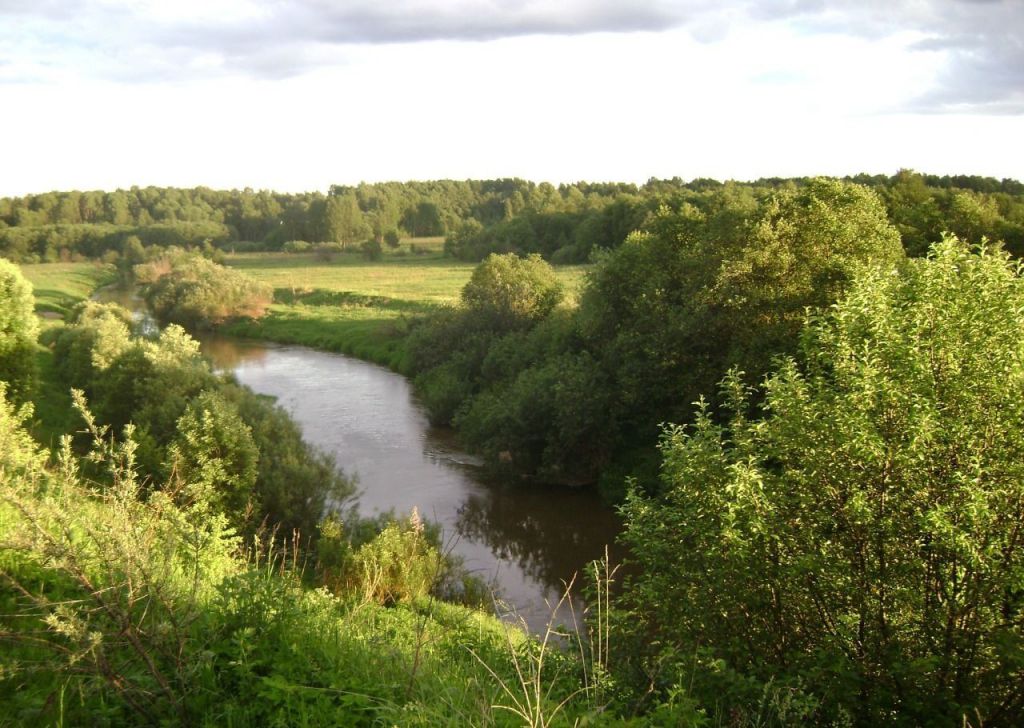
[19,260,115,317]
[222,242,589,370]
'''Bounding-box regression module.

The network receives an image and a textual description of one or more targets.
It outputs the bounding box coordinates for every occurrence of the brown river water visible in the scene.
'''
[199,336,624,630]
[97,288,625,631]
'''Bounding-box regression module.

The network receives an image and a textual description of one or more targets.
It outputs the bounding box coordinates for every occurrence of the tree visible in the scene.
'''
[323,191,368,245]
[712,177,904,378]
[621,237,1024,725]
[581,180,903,444]
[461,253,563,330]
[169,391,259,530]
[403,201,444,237]
[0,259,39,403]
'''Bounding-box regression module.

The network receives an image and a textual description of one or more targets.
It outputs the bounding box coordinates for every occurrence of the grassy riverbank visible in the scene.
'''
[20,261,115,317]
[5,258,608,726]
[221,243,589,371]
[20,261,116,445]
[0,353,604,726]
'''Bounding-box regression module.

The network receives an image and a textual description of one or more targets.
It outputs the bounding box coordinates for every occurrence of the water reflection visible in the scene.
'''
[195,335,270,371]
[83,294,624,631]
[200,338,624,630]
[455,484,624,592]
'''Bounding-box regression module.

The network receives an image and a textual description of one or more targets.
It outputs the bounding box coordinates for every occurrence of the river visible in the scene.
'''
[200,336,623,630]
[97,289,624,631]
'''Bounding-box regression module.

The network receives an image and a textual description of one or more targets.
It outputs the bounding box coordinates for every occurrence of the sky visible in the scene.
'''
[1,0,1021,196]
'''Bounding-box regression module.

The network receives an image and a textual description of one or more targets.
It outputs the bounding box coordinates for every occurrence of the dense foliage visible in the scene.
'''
[5,172,1024,724]
[461,253,564,329]
[620,237,1024,725]
[409,179,905,490]
[49,301,351,539]
[0,387,603,726]
[2,171,1022,264]
[0,259,38,403]
[137,253,273,328]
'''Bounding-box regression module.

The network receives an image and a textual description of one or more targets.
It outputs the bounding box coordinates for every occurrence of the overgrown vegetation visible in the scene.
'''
[0,258,39,404]
[5,172,1024,724]
[47,298,352,541]
[619,237,1024,725]
[408,179,905,491]
[0,386,612,726]
[135,252,272,329]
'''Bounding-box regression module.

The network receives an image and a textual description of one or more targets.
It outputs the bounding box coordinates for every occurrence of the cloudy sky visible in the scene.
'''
[1,0,1021,195]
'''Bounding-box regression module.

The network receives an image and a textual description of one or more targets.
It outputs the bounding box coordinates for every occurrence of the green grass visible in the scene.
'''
[19,261,116,317]
[16,261,116,446]
[0,398,599,726]
[222,248,590,369]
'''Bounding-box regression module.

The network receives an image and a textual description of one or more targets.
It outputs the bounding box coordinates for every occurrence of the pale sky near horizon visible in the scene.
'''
[1,0,1021,196]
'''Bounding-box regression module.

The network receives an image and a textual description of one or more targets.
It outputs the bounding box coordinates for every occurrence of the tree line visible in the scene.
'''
[406,179,906,493]
[2,171,1023,263]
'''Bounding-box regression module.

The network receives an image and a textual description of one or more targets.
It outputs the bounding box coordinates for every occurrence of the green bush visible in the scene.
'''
[0,259,39,403]
[282,239,311,253]
[139,253,272,329]
[621,237,1024,725]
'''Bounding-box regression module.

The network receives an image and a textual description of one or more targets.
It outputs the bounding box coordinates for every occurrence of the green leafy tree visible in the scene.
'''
[712,177,904,378]
[582,180,903,446]
[169,391,259,530]
[323,191,368,245]
[403,201,444,237]
[621,236,1024,725]
[0,258,39,402]
[461,253,563,330]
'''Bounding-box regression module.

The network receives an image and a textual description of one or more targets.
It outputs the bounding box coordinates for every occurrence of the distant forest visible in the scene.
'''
[1,171,1022,264]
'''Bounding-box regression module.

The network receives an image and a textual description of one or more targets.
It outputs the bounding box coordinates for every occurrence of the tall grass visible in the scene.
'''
[2,388,611,725]
[19,261,115,317]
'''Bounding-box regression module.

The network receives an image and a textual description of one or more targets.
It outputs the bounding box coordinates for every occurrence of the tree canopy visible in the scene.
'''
[0,258,39,402]
[622,236,1024,725]
[460,253,564,330]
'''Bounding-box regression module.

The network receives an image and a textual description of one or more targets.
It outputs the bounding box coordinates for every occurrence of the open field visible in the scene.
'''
[225,246,590,306]
[222,246,590,369]
[19,261,115,317]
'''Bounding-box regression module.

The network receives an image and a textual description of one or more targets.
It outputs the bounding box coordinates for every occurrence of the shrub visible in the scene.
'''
[621,237,1024,725]
[0,258,39,403]
[461,253,563,331]
[282,240,311,253]
[140,254,272,329]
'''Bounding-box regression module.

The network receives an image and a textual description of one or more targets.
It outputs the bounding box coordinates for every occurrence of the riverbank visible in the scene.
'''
[19,260,621,632]
[219,247,589,372]
[1,370,608,725]
[19,261,117,445]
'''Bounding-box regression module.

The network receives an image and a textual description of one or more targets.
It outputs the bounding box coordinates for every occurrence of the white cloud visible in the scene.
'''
[0,2,1019,194]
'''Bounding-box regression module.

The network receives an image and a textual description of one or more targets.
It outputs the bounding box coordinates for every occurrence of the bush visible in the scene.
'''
[621,237,1024,725]
[282,240,311,253]
[0,259,39,403]
[361,238,383,261]
[140,254,273,329]
[461,253,563,330]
